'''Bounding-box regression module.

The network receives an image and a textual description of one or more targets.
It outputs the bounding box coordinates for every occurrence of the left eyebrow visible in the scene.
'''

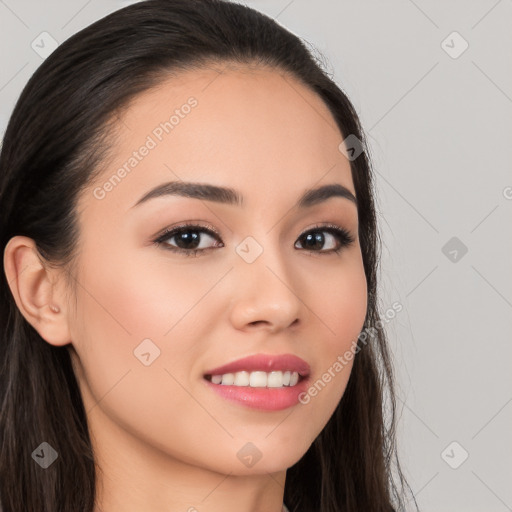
[130,181,358,209]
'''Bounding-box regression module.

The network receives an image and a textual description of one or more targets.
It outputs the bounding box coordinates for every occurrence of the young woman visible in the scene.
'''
[0,1,418,511]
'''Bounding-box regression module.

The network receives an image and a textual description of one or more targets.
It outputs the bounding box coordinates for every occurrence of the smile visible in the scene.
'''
[204,370,301,388]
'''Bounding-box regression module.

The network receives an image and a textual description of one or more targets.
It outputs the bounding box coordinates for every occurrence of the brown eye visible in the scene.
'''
[154,224,223,257]
[295,225,355,254]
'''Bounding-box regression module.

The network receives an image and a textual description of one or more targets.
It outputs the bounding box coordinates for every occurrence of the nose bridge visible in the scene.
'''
[230,231,303,329]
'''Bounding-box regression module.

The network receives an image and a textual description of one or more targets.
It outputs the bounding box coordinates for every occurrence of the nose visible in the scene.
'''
[228,240,304,334]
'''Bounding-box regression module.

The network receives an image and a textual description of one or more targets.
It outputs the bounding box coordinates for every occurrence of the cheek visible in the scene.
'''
[73,243,224,343]
[307,252,368,354]
[68,253,236,470]
[296,254,367,419]
[68,245,226,411]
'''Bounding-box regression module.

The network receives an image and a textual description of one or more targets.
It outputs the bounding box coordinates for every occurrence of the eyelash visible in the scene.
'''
[152,222,356,257]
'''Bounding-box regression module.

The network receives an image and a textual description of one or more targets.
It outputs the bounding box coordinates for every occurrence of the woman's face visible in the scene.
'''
[69,64,367,476]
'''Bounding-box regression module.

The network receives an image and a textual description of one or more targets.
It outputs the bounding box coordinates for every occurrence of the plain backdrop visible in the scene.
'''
[1,1,511,511]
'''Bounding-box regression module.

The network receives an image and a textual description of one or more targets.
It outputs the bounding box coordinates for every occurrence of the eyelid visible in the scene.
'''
[153,221,221,241]
[298,222,353,239]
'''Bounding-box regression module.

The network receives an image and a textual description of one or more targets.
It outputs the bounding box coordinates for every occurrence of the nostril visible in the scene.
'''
[249,321,267,327]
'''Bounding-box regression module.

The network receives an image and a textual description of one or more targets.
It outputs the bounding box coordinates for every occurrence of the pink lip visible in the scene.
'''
[203,376,310,411]
[203,353,311,377]
[202,353,311,411]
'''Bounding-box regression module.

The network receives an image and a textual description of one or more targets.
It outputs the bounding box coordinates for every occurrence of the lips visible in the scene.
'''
[203,353,311,378]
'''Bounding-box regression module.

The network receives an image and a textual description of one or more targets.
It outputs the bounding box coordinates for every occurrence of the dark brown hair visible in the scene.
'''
[0,1,418,511]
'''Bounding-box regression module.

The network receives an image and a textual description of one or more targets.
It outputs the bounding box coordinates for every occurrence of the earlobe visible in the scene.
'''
[3,235,71,346]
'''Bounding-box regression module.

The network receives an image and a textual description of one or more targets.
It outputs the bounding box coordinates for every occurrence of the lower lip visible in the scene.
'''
[203,376,310,411]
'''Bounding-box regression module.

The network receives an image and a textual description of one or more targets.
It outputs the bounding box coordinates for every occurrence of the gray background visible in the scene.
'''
[1,1,511,511]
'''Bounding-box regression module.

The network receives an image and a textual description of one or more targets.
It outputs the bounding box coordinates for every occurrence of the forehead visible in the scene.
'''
[81,63,355,215]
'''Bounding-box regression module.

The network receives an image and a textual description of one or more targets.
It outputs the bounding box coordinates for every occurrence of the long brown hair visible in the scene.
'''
[0,1,418,510]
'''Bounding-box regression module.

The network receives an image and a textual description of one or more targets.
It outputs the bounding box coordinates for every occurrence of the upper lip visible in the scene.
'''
[204,353,311,377]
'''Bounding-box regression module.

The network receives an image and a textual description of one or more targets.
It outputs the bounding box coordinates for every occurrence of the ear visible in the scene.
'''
[3,235,72,346]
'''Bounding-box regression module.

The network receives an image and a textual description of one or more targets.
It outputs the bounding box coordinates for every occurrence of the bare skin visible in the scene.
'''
[4,63,367,512]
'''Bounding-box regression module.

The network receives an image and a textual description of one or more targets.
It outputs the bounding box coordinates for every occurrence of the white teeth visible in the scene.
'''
[208,370,301,388]
[249,371,267,387]
[221,373,234,385]
[234,371,250,386]
[267,371,283,388]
